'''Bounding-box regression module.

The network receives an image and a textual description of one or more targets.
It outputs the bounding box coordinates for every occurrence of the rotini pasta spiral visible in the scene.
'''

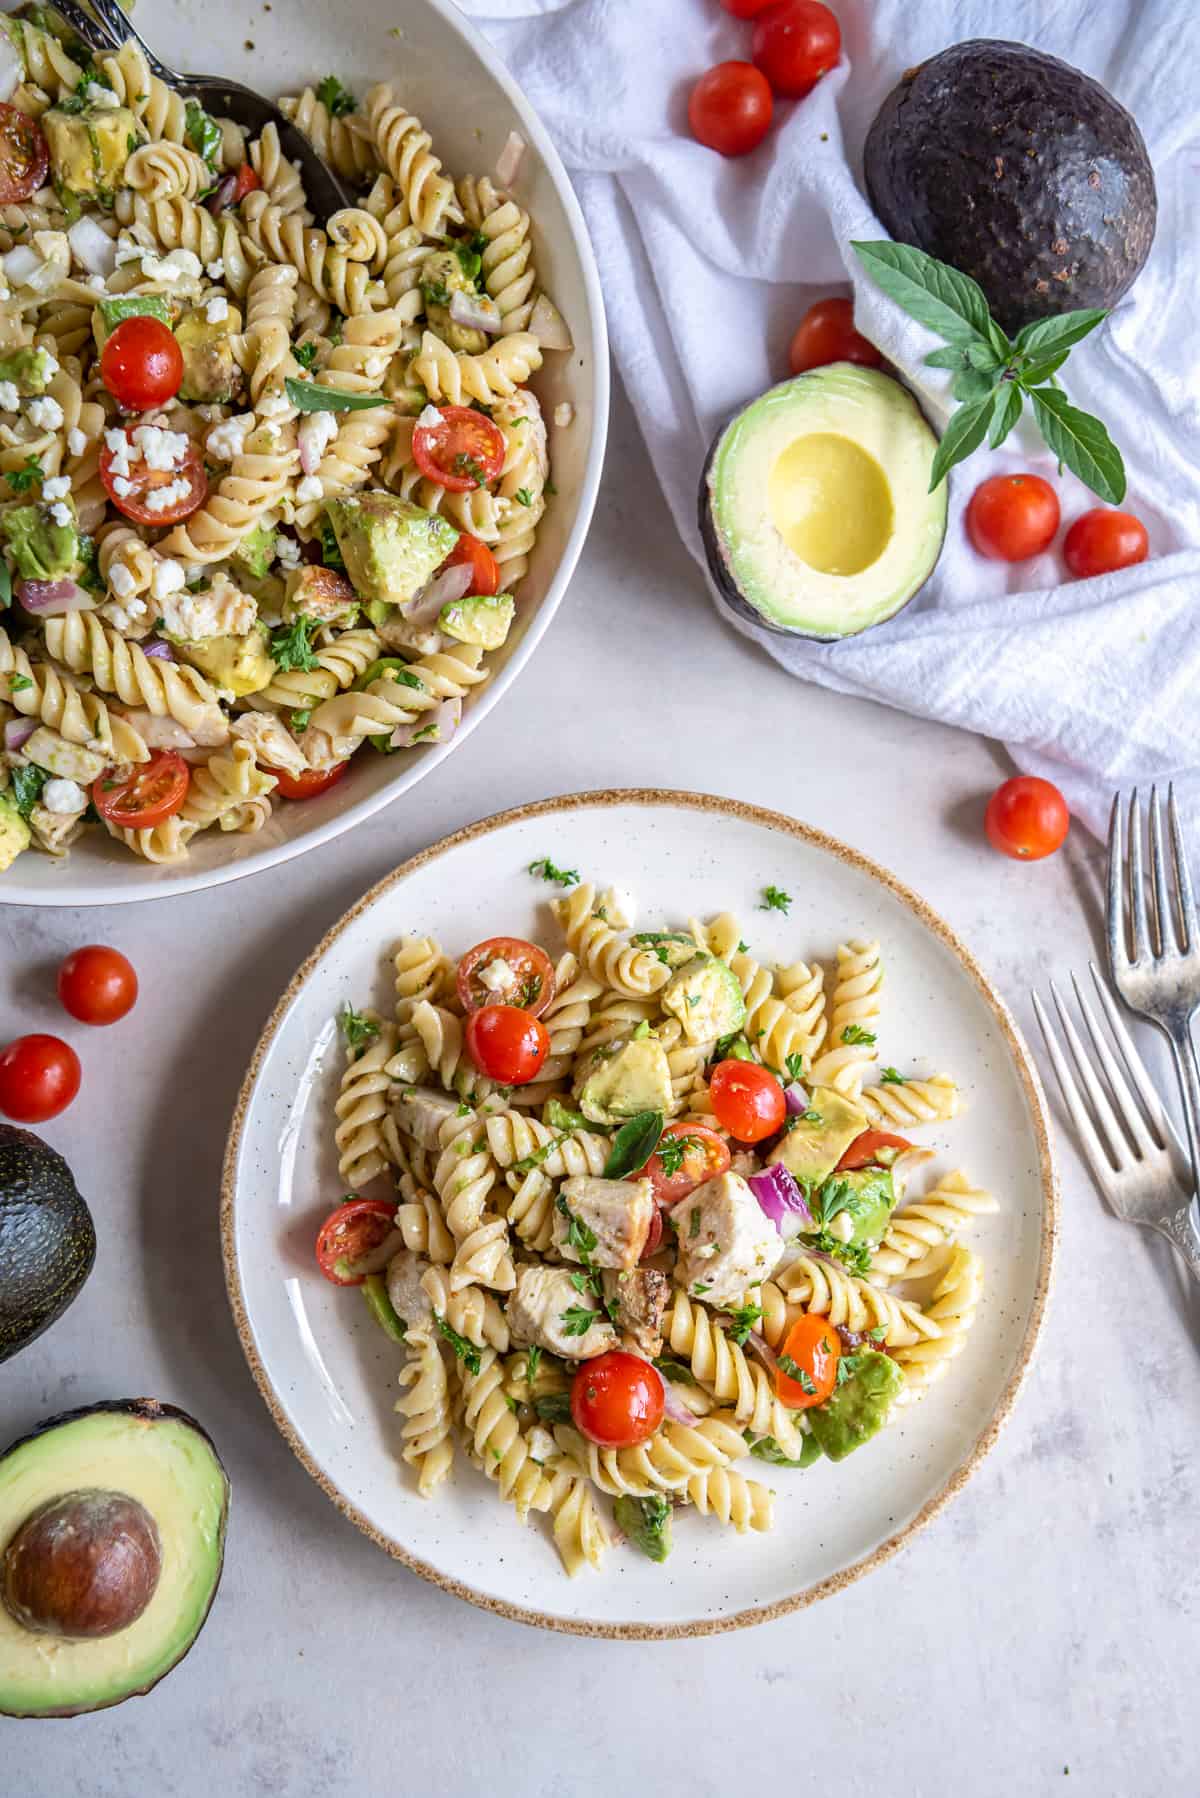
[249,625,380,713]
[506,952,602,1109]
[870,1171,997,1286]
[334,1022,399,1189]
[157,423,298,564]
[0,629,147,763]
[457,1348,554,1521]
[395,1326,455,1496]
[775,1251,941,1348]
[420,1266,510,1353]
[457,176,538,335]
[858,1075,962,1129]
[410,329,543,408]
[180,742,276,835]
[449,1214,516,1297]
[684,1465,773,1533]
[891,1245,983,1396]
[364,86,461,237]
[546,1467,609,1575]
[484,1110,611,1180]
[99,41,187,144]
[239,190,384,315]
[553,1415,745,1498]
[552,883,670,999]
[500,1167,556,1252]
[42,613,226,737]
[124,143,213,204]
[662,1294,805,1455]
[431,1110,500,1245]
[249,123,312,220]
[280,88,380,181]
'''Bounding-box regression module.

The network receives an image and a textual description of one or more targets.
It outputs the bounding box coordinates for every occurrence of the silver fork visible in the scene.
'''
[1033,964,1200,1280]
[1107,784,1200,1208]
[46,0,352,222]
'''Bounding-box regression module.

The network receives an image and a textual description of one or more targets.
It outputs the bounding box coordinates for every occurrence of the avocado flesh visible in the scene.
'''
[326,491,458,606]
[0,1124,95,1363]
[175,626,273,697]
[822,1167,896,1250]
[0,1400,229,1717]
[1,502,80,582]
[576,1036,674,1126]
[864,40,1156,334]
[808,1351,904,1461]
[769,1087,868,1189]
[0,795,30,870]
[700,365,946,640]
[43,104,141,202]
[661,954,745,1045]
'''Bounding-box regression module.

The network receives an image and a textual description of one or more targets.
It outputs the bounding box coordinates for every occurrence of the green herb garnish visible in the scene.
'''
[527,855,578,887]
[524,1344,542,1385]
[7,672,33,693]
[284,377,389,414]
[533,1390,571,1423]
[603,1109,664,1180]
[338,1004,379,1053]
[269,613,321,672]
[293,340,319,371]
[778,1354,816,1395]
[880,1067,906,1085]
[656,1132,704,1180]
[726,1301,764,1347]
[760,885,792,914]
[7,455,43,494]
[9,763,47,818]
[316,73,356,117]
[184,98,223,172]
[560,1303,600,1338]
[433,1312,481,1374]
[514,487,533,507]
[841,1024,876,1046]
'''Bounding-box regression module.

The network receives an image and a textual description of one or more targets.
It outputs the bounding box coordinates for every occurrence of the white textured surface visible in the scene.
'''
[3,383,1196,1794]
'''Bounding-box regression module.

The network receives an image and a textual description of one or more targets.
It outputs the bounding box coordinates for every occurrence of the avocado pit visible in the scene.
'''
[2,1489,161,1640]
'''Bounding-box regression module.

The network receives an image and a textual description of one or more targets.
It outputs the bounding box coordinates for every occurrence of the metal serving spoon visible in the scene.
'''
[44,0,353,223]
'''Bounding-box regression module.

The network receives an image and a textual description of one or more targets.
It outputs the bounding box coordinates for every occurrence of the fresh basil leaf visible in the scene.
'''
[1013,308,1107,361]
[850,240,995,349]
[1017,350,1070,388]
[603,1110,663,1180]
[745,1431,823,1470]
[966,339,1004,372]
[0,559,10,609]
[927,394,992,491]
[1029,389,1126,504]
[285,377,390,414]
[987,381,1023,449]
[951,366,999,406]
[924,344,970,371]
[533,1392,572,1423]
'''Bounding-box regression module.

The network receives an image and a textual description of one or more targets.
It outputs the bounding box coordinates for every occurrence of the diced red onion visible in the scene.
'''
[206,173,237,216]
[3,717,35,751]
[400,560,473,624]
[16,578,96,616]
[141,637,175,660]
[784,1081,810,1116]
[494,130,526,189]
[449,290,501,337]
[0,34,21,103]
[529,291,573,352]
[738,1329,779,1378]
[388,696,460,750]
[67,215,117,279]
[660,1380,697,1427]
[747,1162,813,1232]
[2,245,39,288]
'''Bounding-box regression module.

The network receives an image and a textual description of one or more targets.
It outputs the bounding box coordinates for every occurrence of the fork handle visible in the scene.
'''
[1159,1201,1200,1285]
[1164,1026,1200,1204]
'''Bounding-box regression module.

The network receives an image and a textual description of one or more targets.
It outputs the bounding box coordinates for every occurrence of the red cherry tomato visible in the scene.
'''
[788,297,882,376]
[99,317,184,412]
[441,532,500,597]
[232,162,262,202]
[571,1351,664,1448]
[640,1206,665,1260]
[464,1005,549,1085]
[836,1128,914,1172]
[411,405,506,492]
[315,1198,400,1286]
[776,1313,840,1408]
[751,0,841,98]
[688,62,773,158]
[0,1034,81,1124]
[99,427,207,527]
[1063,508,1149,579]
[985,776,1070,861]
[0,103,49,205]
[57,945,138,1026]
[643,1122,731,1207]
[708,1059,786,1142]
[456,937,555,1017]
[966,474,1060,562]
[91,751,190,830]
[720,0,776,14]
[269,761,349,801]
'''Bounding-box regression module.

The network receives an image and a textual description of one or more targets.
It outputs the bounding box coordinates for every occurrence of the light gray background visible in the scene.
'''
[3,381,1195,1796]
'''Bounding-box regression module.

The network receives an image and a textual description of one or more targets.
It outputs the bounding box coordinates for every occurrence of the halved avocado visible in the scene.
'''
[699,364,946,640]
[0,1400,229,1718]
[0,1124,95,1364]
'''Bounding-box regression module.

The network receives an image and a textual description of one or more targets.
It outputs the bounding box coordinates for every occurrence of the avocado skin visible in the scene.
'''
[864,40,1156,334]
[0,1400,230,1719]
[0,1125,96,1365]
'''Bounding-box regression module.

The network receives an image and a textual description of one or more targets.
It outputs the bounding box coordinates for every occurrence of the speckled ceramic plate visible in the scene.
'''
[222,792,1057,1637]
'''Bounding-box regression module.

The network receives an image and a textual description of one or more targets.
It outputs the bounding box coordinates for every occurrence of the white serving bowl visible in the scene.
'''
[3,0,608,905]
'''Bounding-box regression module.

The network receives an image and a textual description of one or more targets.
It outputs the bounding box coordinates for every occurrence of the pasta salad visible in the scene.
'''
[317,871,999,1578]
[0,14,566,869]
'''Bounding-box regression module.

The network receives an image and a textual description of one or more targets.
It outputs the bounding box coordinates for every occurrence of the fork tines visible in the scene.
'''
[1108,783,1198,968]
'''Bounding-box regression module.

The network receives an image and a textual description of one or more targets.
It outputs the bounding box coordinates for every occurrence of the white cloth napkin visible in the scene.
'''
[460,0,1200,838]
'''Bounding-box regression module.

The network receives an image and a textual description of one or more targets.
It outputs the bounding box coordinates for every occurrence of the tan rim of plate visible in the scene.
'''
[220,789,1059,1640]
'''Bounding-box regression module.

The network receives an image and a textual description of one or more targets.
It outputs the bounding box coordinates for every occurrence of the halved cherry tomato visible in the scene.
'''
[269,761,349,801]
[720,0,777,15]
[99,316,183,412]
[751,0,841,99]
[837,1128,914,1172]
[776,1313,840,1409]
[232,161,262,203]
[985,776,1070,861]
[412,405,506,492]
[99,427,207,526]
[92,751,190,829]
[688,62,773,158]
[966,473,1059,561]
[315,1198,400,1286]
[442,531,500,597]
[708,1059,786,1143]
[571,1351,664,1448]
[0,103,49,206]
[788,297,882,376]
[1063,508,1149,579]
[643,1122,731,1206]
[0,1034,81,1124]
[640,1206,665,1260]
[465,1005,549,1085]
[456,937,555,1017]
[57,945,138,1026]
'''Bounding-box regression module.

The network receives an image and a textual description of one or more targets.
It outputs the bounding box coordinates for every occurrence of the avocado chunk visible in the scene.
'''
[0,1399,229,1717]
[419,247,491,354]
[0,1123,95,1363]
[807,1350,904,1462]
[1,501,80,582]
[174,625,273,698]
[629,931,701,972]
[613,1494,672,1563]
[576,1034,674,1127]
[769,1086,868,1189]
[816,1167,896,1250]
[0,795,29,871]
[746,1431,823,1470]
[92,295,172,351]
[361,1273,407,1343]
[325,491,458,606]
[0,346,58,397]
[232,517,278,580]
[438,592,514,650]
[700,365,947,641]
[42,103,142,203]
[661,953,745,1046]
[174,304,240,405]
[864,40,1156,334]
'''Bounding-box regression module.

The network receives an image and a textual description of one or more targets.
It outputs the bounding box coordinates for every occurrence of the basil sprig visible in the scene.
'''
[285,377,390,414]
[603,1110,663,1180]
[851,240,1126,503]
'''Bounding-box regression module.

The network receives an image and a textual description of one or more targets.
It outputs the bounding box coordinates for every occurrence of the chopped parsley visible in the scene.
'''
[656,1132,704,1179]
[778,1354,816,1395]
[545,1098,591,1133]
[7,672,33,694]
[9,763,47,818]
[527,855,578,886]
[688,1207,701,1238]
[452,452,488,487]
[692,1282,711,1296]
[316,73,356,116]
[7,455,44,494]
[726,1300,764,1347]
[880,1067,906,1084]
[290,708,312,732]
[184,98,223,172]
[524,1344,542,1385]
[841,1023,877,1046]
[293,340,319,371]
[784,1052,806,1082]
[555,1191,598,1261]
[810,1229,872,1277]
[452,241,482,284]
[339,1004,379,1053]
[514,487,533,507]
[423,278,453,309]
[760,885,792,914]
[433,1312,481,1375]
[737,940,750,954]
[512,1131,571,1175]
[801,1109,823,1125]
[560,1303,600,1338]
[269,613,321,673]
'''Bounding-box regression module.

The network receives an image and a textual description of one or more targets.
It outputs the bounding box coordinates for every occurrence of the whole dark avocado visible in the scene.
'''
[0,1123,96,1363]
[863,39,1157,333]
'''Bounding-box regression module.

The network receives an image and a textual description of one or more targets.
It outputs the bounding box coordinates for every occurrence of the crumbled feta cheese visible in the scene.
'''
[417,404,442,431]
[157,570,256,640]
[149,557,186,602]
[204,413,253,463]
[113,233,148,267]
[47,502,72,527]
[42,777,87,815]
[205,259,225,281]
[363,354,387,380]
[87,273,108,292]
[36,350,58,381]
[258,389,292,418]
[260,419,281,439]
[0,381,18,413]
[108,562,137,599]
[133,424,189,472]
[295,473,324,504]
[41,475,70,502]
[83,82,121,109]
[112,476,135,498]
[144,478,193,515]
[479,957,516,996]
[104,426,134,478]
[27,395,64,432]
[274,534,301,570]
[554,401,575,427]
[67,427,87,458]
[205,295,229,324]
[525,1425,556,1466]
[138,247,203,285]
[297,409,338,472]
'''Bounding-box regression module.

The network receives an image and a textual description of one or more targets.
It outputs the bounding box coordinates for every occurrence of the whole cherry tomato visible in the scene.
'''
[1063,508,1149,579]
[571,1351,664,1448]
[269,762,349,801]
[465,1005,549,1085]
[788,297,883,375]
[751,0,841,99]
[688,62,773,157]
[0,1034,81,1123]
[985,776,1070,861]
[57,946,138,1026]
[776,1312,840,1408]
[966,474,1060,561]
[708,1059,786,1142]
[99,316,184,412]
